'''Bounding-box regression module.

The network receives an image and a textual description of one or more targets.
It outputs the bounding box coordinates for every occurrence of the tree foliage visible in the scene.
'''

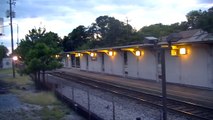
[138,22,189,38]
[0,45,9,67]
[62,25,88,52]
[60,7,213,52]
[88,16,140,47]
[62,16,141,51]
[186,7,213,32]
[16,27,62,79]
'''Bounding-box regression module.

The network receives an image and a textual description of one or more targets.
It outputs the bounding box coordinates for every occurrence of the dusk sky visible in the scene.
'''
[0,0,212,52]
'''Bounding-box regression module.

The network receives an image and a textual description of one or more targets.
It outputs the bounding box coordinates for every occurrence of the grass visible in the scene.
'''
[39,106,69,120]
[20,91,61,106]
[4,75,33,86]
[19,91,69,120]
[12,90,70,120]
[0,68,13,74]
[0,68,32,86]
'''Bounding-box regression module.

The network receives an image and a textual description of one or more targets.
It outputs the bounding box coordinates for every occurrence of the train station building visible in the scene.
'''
[61,29,213,89]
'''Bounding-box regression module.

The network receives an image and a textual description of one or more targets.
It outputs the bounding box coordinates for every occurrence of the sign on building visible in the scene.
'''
[2,58,12,69]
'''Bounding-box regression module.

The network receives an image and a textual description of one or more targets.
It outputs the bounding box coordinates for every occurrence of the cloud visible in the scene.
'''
[198,0,213,4]
[1,0,212,50]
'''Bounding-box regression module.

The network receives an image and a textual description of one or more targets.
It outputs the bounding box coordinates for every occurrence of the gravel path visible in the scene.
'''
[0,94,42,120]
[0,94,21,111]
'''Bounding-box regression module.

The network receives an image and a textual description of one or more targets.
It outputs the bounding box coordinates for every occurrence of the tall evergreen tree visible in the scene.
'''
[16,27,62,87]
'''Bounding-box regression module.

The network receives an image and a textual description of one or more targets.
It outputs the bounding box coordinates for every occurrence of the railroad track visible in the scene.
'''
[49,71,213,120]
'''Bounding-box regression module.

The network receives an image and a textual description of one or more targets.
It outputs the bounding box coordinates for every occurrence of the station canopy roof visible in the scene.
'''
[63,29,213,54]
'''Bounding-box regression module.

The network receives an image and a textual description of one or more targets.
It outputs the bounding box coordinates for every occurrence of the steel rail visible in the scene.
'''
[49,71,213,120]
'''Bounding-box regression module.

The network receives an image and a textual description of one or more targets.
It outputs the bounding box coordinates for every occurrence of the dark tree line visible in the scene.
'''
[62,7,213,52]
[62,16,141,51]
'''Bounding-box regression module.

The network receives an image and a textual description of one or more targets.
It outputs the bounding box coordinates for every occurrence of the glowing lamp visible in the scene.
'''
[75,53,81,57]
[108,51,114,56]
[55,55,59,58]
[90,52,95,57]
[13,56,18,61]
[135,50,141,56]
[67,54,70,58]
[179,47,187,55]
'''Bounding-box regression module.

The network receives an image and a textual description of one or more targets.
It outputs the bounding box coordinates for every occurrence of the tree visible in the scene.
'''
[88,15,139,47]
[16,27,62,88]
[138,22,189,38]
[62,25,88,51]
[186,7,213,32]
[138,23,172,38]
[186,10,202,29]
[0,45,9,68]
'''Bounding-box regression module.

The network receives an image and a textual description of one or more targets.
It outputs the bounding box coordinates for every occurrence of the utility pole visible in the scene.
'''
[8,0,16,78]
[161,48,167,120]
[16,24,19,44]
[125,17,131,40]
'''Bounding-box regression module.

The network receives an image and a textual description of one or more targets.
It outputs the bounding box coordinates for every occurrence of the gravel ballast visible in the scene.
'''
[47,75,201,120]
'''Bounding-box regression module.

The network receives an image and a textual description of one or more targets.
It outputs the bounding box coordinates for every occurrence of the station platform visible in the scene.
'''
[55,68,213,109]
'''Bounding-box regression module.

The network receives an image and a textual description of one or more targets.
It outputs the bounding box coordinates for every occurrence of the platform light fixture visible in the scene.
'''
[97,50,116,57]
[108,50,115,56]
[135,50,141,56]
[90,52,94,57]
[90,52,97,61]
[170,46,187,56]
[67,54,70,58]
[55,54,59,58]
[121,48,144,57]
[90,52,96,57]
[75,53,81,57]
[179,47,187,55]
